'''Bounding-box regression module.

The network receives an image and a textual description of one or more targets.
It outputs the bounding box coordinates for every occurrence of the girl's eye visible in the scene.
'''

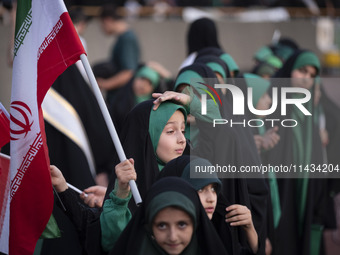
[178,221,188,229]
[166,130,174,134]
[198,189,203,193]
[182,130,186,134]
[157,223,166,230]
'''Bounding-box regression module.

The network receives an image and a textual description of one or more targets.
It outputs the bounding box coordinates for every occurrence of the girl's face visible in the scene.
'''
[152,207,194,255]
[133,77,153,96]
[291,65,317,90]
[197,184,217,220]
[156,110,186,164]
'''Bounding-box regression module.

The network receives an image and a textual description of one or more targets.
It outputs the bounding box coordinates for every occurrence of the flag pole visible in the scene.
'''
[80,54,142,205]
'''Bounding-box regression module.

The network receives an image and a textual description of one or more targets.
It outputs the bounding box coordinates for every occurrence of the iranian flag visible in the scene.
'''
[0,104,10,254]
[0,103,10,148]
[2,0,85,254]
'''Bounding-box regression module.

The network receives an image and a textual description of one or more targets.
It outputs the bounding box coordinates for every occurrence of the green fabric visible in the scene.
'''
[146,191,196,228]
[149,102,187,169]
[220,53,239,74]
[181,158,222,194]
[292,51,321,73]
[291,95,313,236]
[206,62,227,79]
[254,46,273,62]
[184,86,222,121]
[135,94,151,104]
[174,70,205,92]
[268,171,281,229]
[135,66,160,88]
[33,239,44,255]
[40,214,61,239]
[244,73,271,107]
[182,86,222,148]
[266,55,283,69]
[15,0,32,49]
[310,224,324,255]
[100,182,133,252]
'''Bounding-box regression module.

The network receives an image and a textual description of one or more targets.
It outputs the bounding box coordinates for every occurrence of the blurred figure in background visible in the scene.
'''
[95,3,141,107]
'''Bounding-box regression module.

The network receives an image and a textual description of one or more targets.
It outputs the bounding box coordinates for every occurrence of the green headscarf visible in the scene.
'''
[143,190,199,255]
[220,53,239,75]
[292,51,320,74]
[206,62,227,79]
[244,73,271,107]
[149,102,187,170]
[146,191,197,228]
[254,46,273,62]
[266,55,283,69]
[135,66,160,89]
[174,70,206,93]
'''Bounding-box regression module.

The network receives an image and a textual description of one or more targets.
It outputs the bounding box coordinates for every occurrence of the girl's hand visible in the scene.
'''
[50,165,68,193]
[152,91,191,110]
[115,158,136,198]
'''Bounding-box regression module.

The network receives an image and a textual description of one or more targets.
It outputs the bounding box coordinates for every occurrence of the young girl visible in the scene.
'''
[265,50,326,255]
[158,155,259,255]
[154,64,268,255]
[50,99,187,254]
[110,177,227,255]
[100,100,187,252]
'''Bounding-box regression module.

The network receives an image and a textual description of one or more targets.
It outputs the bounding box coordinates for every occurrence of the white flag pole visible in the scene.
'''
[80,54,142,205]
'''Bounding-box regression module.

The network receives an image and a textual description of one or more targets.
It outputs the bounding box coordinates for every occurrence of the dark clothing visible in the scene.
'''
[105,100,187,213]
[107,29,140,105]
[110,177,228,255]
[42,64,116,255]
[264,50,327,255]
[158,155,255,255]
[187,18,221,55]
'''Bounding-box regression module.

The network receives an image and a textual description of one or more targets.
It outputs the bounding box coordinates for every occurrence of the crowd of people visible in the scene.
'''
[1,3,340,255]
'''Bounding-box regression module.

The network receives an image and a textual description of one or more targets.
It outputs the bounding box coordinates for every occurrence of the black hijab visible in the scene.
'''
[187,18,221,55]
[158,155,260,255]
[194,55,228,80]
[104,100,187,213]
[42,64,116,255]
[110,177,228,255]
[175,61,268,255]
[263,50,326,255]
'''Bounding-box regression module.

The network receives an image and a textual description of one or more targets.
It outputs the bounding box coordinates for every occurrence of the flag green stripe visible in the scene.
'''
[15,0,32,36]
[14,0,32,56]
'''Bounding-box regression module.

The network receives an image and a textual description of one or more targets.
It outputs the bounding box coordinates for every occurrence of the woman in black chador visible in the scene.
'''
[263,50,327,255]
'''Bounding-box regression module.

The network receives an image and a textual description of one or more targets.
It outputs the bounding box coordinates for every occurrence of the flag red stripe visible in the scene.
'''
[9,147,53,254]
[0,112,10,148]
[37,12,85,106]
[0,155,10,237]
